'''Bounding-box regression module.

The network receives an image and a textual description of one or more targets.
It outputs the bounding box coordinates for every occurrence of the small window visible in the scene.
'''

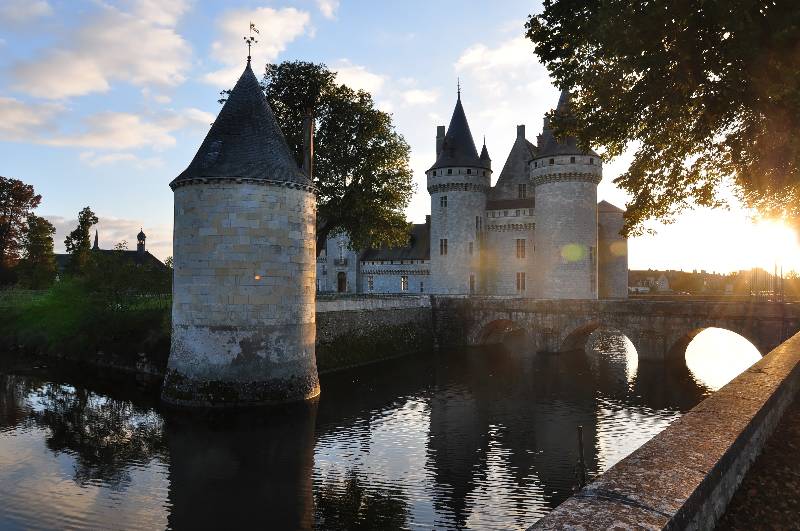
[467,168,472,174]
[420,281,424,293]
[549,158,555,165]
[447,168,453,175]
[504,210,508,217]
[516,272,526,291]
[516,238,526,259]
[482,171,486,176]
[401,275,409,291]
[476,216,481,231]
[469,274,476,294]
[367,275,374,292]
[518,183,526,199]
[440,239,448,255]
[515,209,520,217]
[468,242,473,255]
[322,265,327,276]
[570,156,575,163]
[440,195,448,208]
[589,157,594,165]
[534,161,538,168]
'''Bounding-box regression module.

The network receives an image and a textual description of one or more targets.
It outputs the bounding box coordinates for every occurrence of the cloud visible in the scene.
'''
[0,97,62,141]
[78,152,163,169]
[204,7,311,87]
[47,215,172,260]
[0,0,52,25]
[317,0,340,19]
[11,0,191,99]
[332,59,386,94]
[401,89,439,106]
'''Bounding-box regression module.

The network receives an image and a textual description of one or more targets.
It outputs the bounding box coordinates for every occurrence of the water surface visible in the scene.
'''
[0,331,757,529]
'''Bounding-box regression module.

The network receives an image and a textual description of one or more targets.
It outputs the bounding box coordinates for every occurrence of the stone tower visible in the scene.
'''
[136,228,146,254]
[427,91,491,294]
[597,200,628,298]
[162,59,319,407]
[531,91,602,299]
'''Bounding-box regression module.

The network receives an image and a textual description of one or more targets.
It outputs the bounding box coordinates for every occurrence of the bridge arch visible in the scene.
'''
[665,325,763,364]
[473,318,529,347]
[559,320,601,352]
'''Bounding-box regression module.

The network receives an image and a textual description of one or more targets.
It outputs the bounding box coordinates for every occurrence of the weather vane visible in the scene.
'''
[244,22,259,63]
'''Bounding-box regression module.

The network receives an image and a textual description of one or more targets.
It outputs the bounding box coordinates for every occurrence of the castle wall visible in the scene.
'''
[316,233,359,294]
[484,209,536,296]
[359,260,430,294]
[598,210,628,299]
[164,182,319,406]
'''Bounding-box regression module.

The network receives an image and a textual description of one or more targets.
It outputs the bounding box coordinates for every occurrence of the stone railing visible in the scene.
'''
[530,330,800,529]
[316,294,431,313]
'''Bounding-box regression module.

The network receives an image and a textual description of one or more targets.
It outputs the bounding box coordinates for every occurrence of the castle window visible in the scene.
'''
[570,156,576,163]
[440,239,448,255]
[476,216,481,231]
[322,265,327,276]
[469,274,476,294]
[467,168,472,174]
[518,183,527,198]
[504,210,508,217]
[440,195,448,208]
[516,272,526,291]
[401,275,409,291]
[367,275,374,292]
[515,209,520,217]
[482,171,486,176]
[448,168,453,175]
[590,157,594,165]
[534,161,538,168]
[549,158,555,165]
[420,281,424,293]
[516,238,526,259]
[468,241,473,255]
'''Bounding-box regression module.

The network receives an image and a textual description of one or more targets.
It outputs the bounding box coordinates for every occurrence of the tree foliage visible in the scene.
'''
[223,61,414,253]
[526,1,800,235]
[18,215,56,289]
[0,176,42,269]
[64,207,98,274]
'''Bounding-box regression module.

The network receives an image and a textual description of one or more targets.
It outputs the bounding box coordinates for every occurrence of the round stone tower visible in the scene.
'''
[531,91,602,299]
[427,91,491,294]
[162,59,319,407]
[598,200,628,299]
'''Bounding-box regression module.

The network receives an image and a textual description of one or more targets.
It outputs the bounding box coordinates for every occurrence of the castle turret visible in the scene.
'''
[597,201,628,298]
[162,59,319,407]
[136,228,146,255]
[531,91,602,299]
[427,90,491,294]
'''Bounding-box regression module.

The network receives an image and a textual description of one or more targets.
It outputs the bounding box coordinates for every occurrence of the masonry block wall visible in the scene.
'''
[598,206,629,299]
[485,210,536,295]
[164,182,319,405]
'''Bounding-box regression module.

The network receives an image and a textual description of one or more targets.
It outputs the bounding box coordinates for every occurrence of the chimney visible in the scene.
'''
[436,125,445,156]
[302,109,314,178]
[517,124,525,138]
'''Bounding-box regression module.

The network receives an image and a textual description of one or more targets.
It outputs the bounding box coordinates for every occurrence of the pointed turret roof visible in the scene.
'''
[171,60,310,188]
[489,125,538,200]
[536,89,599,159]
[479,138,491,164]
[429,94,489,171]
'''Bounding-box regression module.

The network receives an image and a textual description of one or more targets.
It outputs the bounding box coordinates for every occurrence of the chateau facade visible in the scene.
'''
[318,91,628,299]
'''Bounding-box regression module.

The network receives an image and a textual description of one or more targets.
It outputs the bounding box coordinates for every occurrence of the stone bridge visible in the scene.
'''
[431,296,800,361]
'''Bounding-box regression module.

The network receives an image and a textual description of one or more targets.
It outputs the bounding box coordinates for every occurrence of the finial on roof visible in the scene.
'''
[244,22,260,64]
[93,229,99,250]
[457,78,461,100]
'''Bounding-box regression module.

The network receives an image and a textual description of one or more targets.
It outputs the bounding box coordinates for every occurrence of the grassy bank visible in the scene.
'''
[0,282,170,373]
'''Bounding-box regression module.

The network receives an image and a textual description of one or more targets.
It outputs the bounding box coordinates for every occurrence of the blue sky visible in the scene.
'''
[1,0,798,272]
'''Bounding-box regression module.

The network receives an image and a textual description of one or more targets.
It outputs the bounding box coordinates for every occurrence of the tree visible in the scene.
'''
[0,176,41,270]
[223,61,414,253]
[17,215,56,289]
[64,207,98,274]
[526,1,800,235]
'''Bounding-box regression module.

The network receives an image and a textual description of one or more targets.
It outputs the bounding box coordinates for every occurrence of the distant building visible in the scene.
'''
[317,90,629,299]
[54,228,167,273]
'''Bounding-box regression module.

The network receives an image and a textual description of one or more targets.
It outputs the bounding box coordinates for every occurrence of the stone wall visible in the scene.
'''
[315,295,433,372]
[484,210,536,296]
[598,209,628,299]
[358,261,430,294]
[531,330,800,529]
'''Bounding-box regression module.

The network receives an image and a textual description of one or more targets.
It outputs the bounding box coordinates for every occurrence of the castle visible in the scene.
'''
[318,90,628,299]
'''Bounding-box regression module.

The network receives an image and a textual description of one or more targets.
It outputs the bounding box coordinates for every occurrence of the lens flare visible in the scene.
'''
[561,243,586,262]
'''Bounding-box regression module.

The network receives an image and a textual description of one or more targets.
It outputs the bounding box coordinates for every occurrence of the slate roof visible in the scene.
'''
[536,90,599,159]
[598,200,625,213]
[54,250,167,273]
[489,129,538,201]
[486,198,535,210]
[171,61,309,188]
[429,96,489,171]
[360,222,431,261]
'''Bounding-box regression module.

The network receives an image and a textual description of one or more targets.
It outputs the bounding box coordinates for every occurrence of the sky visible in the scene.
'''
[1,0,798,273]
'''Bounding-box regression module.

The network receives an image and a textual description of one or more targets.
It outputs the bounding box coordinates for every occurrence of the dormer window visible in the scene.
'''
[549,158,555,165]
[570,156,575,163]
[467,168,472,174]
[448,168,453,175]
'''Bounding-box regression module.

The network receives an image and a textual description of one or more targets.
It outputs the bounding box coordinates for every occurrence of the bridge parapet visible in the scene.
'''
[431,296,800,360]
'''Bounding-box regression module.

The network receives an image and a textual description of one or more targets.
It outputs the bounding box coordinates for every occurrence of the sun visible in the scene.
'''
[750,220,800,272]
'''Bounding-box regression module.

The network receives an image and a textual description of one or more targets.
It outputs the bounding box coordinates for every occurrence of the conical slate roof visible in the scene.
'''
[536,90,599,159]
[491,127,538,200]
[479,141,491,164]
[429,96,489,171]
[171,61,310,188]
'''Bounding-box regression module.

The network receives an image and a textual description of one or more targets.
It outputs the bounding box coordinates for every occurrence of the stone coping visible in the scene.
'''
[530,330,800,530]
[316,295,431,312]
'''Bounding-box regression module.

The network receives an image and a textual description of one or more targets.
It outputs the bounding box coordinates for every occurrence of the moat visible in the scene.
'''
[0,330,758,530]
